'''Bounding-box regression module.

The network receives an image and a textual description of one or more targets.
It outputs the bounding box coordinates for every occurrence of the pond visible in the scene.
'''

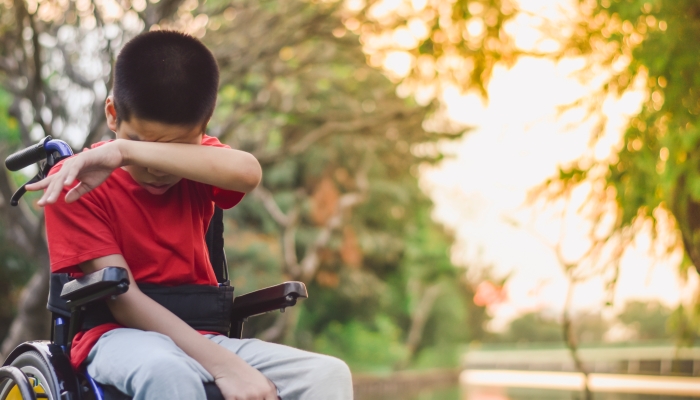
[361,385,700,400]
[466,387,700,400]
[356,384,461,400]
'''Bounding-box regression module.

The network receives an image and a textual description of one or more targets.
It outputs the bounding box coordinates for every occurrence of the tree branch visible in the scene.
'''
[252,185,293,226]
[562,278,591,400]
[254,110,405,165]
[252,186,303,277]
[299,167,368,281]
[402,282,442,366]
[57,44,94,89]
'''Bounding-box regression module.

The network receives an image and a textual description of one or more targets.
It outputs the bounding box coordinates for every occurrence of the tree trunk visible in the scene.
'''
[562,279,591,400]
[0,266,51,358]
[398,282,442,369]
[0,169,52,360]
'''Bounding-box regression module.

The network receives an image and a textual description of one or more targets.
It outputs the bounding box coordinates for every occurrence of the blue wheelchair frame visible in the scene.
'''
[0,137,308,400]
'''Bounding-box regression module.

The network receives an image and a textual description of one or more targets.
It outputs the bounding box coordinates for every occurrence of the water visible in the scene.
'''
[357,385,461,400]
[467,387,700,400]
[367,385,700,400]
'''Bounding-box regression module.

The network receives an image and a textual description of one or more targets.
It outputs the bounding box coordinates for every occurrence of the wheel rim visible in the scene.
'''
[0,366,51,400]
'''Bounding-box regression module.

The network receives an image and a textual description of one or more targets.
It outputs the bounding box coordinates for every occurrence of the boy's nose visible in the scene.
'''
[147,168,169,177]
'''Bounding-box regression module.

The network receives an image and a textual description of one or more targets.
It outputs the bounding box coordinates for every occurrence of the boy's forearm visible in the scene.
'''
[80,255,246,378]
[117,139,262,192]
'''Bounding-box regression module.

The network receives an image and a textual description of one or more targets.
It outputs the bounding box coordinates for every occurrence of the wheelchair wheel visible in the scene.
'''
[0,351,56,400]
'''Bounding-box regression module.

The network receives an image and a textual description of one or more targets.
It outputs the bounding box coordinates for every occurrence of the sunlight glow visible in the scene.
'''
[424,0,691,330]
[383,51,414,79]
[393,27,419,49]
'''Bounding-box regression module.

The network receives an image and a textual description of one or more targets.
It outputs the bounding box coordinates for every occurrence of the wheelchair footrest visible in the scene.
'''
[0,365,38,400]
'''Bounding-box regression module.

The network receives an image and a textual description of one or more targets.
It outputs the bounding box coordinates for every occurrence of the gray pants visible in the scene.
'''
[86,328,353,400]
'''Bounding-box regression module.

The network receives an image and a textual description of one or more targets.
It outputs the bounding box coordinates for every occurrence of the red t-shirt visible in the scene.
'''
[44,135,244,369]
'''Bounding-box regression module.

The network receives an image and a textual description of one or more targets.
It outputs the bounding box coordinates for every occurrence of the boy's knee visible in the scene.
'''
[316,356,351,381]
[306,355,353,396]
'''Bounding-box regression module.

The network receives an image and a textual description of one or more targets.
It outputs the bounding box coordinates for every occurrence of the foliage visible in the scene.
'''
[496,304,674,345]
[574,312,608,344]
[499,312,563,343]
[0,223,36,342]
[0,0,499,369]
[543,1,700,272]
[0,0,188,355]
[315,317,410,372]
[532,0,700,342]
[300,207,487,370]
[350,0,518,98]
[0,90,36,342]
[188,0,492,369]
[618,300,672,341]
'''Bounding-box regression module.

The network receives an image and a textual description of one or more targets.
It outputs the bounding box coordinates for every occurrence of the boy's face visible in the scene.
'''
[105,97,203,195]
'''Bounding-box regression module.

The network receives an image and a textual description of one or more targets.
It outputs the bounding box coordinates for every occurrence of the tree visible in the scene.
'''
[0,90,35,342]
[503,312,563,343]
[196,0,489,366]
[0,0,192,357]
[617,300,672,341]
[534,0,700,340]
[351,0,518,97]
[0,0,500,369]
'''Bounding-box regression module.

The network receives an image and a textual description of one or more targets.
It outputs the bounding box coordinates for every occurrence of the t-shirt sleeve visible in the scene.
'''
[44,163,121,274]
[201,134,246,209]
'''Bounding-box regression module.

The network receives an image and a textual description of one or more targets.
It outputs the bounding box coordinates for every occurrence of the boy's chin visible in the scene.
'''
[141,182,174,195]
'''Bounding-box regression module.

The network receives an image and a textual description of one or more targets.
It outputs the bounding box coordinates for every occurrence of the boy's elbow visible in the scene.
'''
[230,153,262,192]
[243,163,262,192]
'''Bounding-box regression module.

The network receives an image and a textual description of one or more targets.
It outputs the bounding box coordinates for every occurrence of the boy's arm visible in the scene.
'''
[82,254,278,400]
[118,139,262,192]
[27,139,261,205]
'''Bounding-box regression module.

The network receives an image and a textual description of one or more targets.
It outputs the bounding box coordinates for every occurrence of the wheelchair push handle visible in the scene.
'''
[4,136,74,206]
[5,136,50,171]
[5,136,74,171]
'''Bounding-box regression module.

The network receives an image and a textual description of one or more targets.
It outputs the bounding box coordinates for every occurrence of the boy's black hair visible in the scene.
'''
[113,30,219,126]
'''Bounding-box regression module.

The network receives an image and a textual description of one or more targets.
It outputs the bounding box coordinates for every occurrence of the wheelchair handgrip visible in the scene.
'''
[5,137,50,171]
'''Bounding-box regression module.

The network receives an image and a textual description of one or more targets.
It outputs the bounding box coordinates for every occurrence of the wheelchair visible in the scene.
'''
[0,137,308,400]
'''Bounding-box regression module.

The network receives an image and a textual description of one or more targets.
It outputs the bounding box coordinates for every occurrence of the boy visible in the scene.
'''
[28,31,353,400]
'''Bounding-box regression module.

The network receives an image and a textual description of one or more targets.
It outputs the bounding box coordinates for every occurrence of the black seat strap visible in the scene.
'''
[205,207,228,285]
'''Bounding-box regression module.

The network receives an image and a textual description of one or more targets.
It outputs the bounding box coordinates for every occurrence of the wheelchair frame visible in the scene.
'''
[0,137,308,400]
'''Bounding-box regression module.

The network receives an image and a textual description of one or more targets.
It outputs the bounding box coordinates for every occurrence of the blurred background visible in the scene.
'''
[1,0,700,398]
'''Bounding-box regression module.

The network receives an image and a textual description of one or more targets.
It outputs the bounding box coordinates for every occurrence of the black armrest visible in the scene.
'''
[60,266,129,308]
[231,281,308,320]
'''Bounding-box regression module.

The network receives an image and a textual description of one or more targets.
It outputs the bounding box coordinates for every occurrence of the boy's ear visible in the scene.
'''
[105,97,118,132]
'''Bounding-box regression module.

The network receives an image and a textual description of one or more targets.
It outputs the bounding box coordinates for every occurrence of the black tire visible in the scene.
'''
[0,351,58,400]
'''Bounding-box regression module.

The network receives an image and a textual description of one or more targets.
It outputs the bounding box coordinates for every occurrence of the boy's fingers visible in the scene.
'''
[65,182,90,203]
[63,167,79,186]
[38,177,62,205]
[64,188,79,203]
[41,169,73,205]
[25,178,50,191]
[35,177,56,205]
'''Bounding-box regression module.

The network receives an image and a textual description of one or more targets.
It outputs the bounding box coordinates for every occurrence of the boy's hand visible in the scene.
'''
[214,360,279,400]
[26,141,124,206]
